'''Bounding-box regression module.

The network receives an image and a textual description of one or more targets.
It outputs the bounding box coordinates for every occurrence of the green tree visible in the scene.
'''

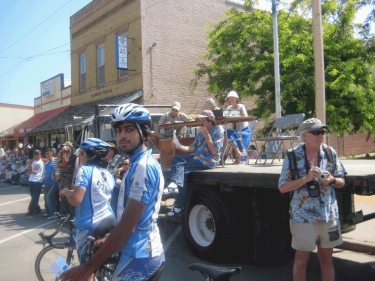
[191,0,375,136]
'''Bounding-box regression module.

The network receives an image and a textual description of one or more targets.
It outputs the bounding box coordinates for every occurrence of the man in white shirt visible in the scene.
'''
[26,150,45,218]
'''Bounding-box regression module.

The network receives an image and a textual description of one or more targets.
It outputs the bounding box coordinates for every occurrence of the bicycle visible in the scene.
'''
[189,263,241,281]
[34,213,117,281]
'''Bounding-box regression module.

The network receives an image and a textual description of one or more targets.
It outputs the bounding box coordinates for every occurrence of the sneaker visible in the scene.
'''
[163,187,179,195]
[26,212,33,218]
[167,207,182,217]
[168,182,178,188]
[47,216,55,220]
[33,210,41,215]
[42,213,49,217]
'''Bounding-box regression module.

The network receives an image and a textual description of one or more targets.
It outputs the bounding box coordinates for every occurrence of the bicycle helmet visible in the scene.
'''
[110,103,151,126]
[80,138,111,159]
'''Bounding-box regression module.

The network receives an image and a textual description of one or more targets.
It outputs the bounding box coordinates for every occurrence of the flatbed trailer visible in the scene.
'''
[164,159,375,262]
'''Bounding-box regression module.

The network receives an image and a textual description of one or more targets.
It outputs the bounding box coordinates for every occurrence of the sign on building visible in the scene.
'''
[115,35,128,70]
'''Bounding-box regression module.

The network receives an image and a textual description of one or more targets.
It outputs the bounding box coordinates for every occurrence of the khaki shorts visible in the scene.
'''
[290,221,343,251]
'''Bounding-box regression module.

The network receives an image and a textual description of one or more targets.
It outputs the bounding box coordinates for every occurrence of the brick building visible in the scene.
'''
[69,0,253,114]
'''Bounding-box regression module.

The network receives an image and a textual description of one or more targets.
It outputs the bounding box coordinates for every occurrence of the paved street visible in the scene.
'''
[0,181,374,281]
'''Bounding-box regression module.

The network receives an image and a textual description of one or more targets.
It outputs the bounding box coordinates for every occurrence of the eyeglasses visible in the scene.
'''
[122,163,129,166]
[309,130,326,136]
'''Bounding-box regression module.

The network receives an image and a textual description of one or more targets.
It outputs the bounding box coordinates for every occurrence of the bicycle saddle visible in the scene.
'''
[188,263,241,281]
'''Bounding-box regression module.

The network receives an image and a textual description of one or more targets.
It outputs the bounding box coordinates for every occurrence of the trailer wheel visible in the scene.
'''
[182,188,234,261]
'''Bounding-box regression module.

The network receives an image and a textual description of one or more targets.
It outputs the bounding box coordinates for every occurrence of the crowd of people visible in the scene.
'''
[0,94,346,281]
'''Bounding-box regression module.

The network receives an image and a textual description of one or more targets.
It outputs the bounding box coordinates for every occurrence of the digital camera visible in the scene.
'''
[319,171,328,179]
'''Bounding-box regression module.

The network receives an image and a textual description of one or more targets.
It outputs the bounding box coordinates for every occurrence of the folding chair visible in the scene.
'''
[255,113,305,165]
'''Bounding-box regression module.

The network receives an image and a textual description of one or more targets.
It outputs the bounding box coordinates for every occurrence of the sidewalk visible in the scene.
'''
[340,195,375,254]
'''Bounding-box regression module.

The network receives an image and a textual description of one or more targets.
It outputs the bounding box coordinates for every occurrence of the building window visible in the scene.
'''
[97,45,105,85]
[119,69,128,79]
[80,54,86,91]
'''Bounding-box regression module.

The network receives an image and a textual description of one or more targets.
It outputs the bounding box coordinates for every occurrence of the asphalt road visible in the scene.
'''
[1,182,374,281]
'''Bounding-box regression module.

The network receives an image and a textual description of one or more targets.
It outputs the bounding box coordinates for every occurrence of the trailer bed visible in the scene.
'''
[184,159,375,194]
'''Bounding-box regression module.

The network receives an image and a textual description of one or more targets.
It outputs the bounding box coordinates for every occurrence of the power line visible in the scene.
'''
[0,0,72,55]
[0,0,165,77]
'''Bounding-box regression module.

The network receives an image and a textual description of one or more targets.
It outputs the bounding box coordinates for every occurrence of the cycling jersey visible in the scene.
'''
[74,165,115,230]
[116,149,164,259]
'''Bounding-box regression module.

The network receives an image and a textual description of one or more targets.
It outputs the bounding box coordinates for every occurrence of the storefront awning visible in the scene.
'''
[13,106,70,137]
[28,91,142,136]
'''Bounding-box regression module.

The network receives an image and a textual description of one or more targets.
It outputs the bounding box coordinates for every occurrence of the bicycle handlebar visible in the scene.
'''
[38,213,73,248]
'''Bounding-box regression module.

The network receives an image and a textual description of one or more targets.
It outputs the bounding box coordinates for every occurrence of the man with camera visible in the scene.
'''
[278,118,346,281]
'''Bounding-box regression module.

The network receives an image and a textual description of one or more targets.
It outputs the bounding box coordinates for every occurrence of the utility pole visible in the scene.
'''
[312,0,326,124]
[272,0,282,118]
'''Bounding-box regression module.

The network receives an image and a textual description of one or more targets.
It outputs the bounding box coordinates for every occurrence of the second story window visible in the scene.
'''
[97,45,105,85]
[119,69,128,79]
[80,54,86,91]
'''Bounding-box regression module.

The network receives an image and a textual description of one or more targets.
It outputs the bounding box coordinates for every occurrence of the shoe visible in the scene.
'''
[167,182,178,188]
[33,210,41,215]
[163,187,179,195]
[48,216,55,220]
[42,213,49,217]
[26,212,33,218]
[167,207,182,217]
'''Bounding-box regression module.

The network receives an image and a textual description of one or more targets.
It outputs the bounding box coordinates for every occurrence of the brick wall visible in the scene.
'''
[328,133,375,157]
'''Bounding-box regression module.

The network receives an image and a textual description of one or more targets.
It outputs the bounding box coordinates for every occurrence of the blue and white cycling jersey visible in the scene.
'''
[116,149,164,259]
[74,165,115,230]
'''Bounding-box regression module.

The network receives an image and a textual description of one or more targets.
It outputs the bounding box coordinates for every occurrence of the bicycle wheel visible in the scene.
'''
[35,244,79,281]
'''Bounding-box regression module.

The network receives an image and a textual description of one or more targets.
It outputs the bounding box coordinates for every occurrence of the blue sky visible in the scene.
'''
[0,0,373,106]
[0,0,92,106]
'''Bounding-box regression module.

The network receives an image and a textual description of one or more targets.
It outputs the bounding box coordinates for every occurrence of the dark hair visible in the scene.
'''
[86,151,109,168]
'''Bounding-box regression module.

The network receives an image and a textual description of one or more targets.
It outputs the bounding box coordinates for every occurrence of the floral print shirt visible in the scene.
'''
[278,143,346,223]
[191,125,224,169]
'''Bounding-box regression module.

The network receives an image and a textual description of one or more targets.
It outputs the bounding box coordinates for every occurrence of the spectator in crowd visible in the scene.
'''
[26,150,44,218]
[150,101,190,151]
[60,103,165,281]
[278,118,346,281]
[222,90,252,164]
[46,147,62,218]
[42,149,55,217]
[0,145,4,158]
[202,98,221,111]
[58,141,76,217]
[105,141,124,212]
[111,156,130,212]
[9,146,19,162]
[164,110,224,216]
[18,159,30,186]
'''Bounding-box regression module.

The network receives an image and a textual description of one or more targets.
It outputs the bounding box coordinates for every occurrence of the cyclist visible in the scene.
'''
[60,138,116,281]
[61,103,165,281]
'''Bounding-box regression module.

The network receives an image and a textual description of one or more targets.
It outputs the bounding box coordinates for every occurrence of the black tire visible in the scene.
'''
[35,244,79,281]
[182,188,235,262]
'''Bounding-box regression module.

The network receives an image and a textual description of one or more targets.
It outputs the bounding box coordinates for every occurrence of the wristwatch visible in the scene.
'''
[331,177,336,185]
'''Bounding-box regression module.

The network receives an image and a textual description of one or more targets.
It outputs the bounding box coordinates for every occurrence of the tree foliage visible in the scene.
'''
[191,0,375,136]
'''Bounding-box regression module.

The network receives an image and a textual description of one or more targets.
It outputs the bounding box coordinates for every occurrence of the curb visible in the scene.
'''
[336,240,375,255]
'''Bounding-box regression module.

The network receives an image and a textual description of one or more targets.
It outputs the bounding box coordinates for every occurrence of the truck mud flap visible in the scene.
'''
[251,189,291,262]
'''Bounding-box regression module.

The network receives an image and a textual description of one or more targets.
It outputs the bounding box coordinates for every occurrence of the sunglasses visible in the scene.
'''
[309,130,326,136]
[122,163,129,166]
